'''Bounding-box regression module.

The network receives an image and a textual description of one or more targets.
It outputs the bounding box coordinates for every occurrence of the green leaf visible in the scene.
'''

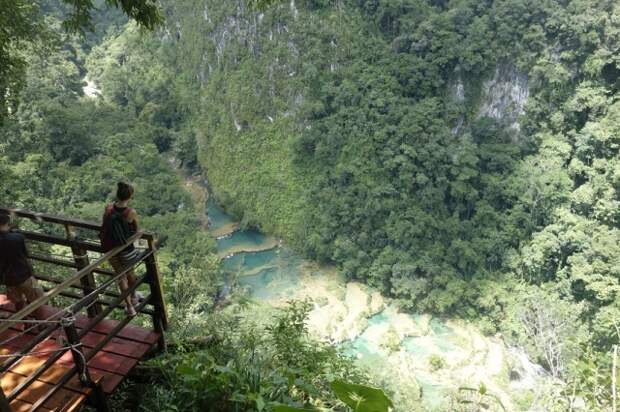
[256,395,266,411]
[330,380,393,412]
[176,365,196,375]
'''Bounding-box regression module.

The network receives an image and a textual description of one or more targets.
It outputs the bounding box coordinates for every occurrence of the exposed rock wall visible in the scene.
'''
[477,63,530,131]
[451,63,530,136]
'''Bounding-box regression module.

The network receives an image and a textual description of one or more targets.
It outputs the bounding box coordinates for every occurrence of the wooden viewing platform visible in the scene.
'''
[0,207,168,411]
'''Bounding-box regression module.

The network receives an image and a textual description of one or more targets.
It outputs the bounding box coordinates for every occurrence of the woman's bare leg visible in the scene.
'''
[118,277,134,311]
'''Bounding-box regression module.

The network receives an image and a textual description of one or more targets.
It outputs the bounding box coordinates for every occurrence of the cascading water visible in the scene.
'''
[207,198,552,411]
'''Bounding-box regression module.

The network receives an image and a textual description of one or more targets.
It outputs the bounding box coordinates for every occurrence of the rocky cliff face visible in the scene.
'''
[451,63,530,137]
[168,1,532,143]
[477,63,529,132]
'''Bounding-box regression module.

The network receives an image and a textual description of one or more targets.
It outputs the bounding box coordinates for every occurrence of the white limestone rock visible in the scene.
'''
[478,63,529,132]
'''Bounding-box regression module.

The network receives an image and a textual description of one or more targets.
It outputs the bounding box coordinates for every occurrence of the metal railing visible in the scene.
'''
[0,207,168,411]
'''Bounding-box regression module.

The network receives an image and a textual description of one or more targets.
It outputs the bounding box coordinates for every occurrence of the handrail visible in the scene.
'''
[1,208,102,231]
[0,232,142,336]
[0,207,168,411]
[4,265,153,402]
[0,206,156,239]
[29,296,153,411]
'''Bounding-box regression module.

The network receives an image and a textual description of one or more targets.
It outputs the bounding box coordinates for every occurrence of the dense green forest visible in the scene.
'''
[1,2,382,411]
[158,0,619,409]
[1,0,619,410]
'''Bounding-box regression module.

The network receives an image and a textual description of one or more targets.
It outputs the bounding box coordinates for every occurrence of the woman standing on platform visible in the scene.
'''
[99,182,142,316]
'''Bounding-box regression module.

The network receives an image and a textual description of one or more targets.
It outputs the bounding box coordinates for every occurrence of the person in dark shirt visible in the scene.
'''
[0,212,44,325]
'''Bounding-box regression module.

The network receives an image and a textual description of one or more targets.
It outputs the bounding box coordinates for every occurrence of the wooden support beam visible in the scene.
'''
[89,382,111,412]
[19,230,104,253]
[29,254,117,277]
[61,316,94,387]
[144,237,168,352]
[0,388,11,412]
[65,225,102,318]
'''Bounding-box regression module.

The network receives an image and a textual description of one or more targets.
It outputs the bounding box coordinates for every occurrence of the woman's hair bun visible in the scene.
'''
[116,181,134,201]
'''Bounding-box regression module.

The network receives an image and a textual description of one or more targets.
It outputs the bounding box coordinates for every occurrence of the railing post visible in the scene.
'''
[61,315,93,387]
[89,382,111,412]
[0,388,11,412]
[144,236,167,352]
[65,225,102,317]
[61,316,111,412]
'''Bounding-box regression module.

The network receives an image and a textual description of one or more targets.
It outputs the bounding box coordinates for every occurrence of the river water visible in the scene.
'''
[207,199,549,411]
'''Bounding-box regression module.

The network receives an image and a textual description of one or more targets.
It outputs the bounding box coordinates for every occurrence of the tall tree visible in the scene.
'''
[0,0,161,123]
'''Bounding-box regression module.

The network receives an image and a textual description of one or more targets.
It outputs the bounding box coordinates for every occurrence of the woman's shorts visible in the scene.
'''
[7,277,44,304]
[109,251,139,281]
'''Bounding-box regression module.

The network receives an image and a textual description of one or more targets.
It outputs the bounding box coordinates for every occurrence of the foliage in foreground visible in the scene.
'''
[0,0,162,123]
[138,301,371,412]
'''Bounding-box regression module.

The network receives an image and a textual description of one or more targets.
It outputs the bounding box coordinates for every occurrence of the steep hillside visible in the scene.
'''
[1,4,383,411]
[155,0,619,407]
[5,0,616,409]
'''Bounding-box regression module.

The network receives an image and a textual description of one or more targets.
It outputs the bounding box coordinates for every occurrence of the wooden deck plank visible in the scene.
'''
[1,331,135,390]
[74,316,160,345]
[51,348,138,376]
[2,298,160,346]
[88,350,138,376]
[79,332,151,359]
[0,348,118,406]
[1,349,106,395]
[9,399,53,412]
[1,300,158,352]
[2,338,131,394]
[3,346,124,395]
[1,330,140,374]
[1,322,152,361]
[1,371,88,410]
[0,301,66,322]
[1,292,161,407]
[0,328,144,395]
[0,333,68,361]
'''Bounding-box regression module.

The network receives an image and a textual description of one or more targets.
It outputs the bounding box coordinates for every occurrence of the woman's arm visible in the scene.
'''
[127,209,139,232]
